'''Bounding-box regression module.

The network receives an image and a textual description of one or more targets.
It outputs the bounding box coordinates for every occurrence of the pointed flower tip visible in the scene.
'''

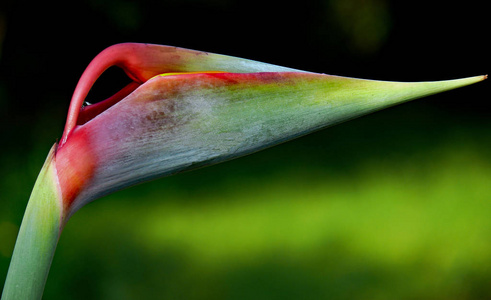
[449,74,486,84]
[468,74,487,82]
[430,74,487,93]
[456,74,487,89]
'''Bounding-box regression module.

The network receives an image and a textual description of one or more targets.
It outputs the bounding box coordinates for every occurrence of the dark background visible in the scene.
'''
[0,0,489,299]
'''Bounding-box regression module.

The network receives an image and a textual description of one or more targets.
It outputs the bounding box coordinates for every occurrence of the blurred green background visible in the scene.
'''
[0,0,489,299]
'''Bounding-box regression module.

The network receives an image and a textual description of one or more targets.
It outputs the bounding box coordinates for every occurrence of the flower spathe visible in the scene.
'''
[2,42,486,300]
[52,43,486,220]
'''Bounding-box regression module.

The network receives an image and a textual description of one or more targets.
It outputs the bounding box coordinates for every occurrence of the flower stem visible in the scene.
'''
[1,146,62,300]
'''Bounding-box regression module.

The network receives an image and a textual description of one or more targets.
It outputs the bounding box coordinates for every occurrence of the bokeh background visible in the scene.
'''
[0,0,489,299]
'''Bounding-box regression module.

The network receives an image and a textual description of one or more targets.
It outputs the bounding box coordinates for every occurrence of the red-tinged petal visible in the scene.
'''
[61,43,300,145]
[55,128,96,214]
[61,71,485,217]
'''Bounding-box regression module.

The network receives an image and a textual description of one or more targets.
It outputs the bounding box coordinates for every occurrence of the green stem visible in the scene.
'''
[2,146,62,300]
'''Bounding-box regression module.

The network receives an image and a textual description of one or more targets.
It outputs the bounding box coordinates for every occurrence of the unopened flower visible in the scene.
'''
[2,43,485,300]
